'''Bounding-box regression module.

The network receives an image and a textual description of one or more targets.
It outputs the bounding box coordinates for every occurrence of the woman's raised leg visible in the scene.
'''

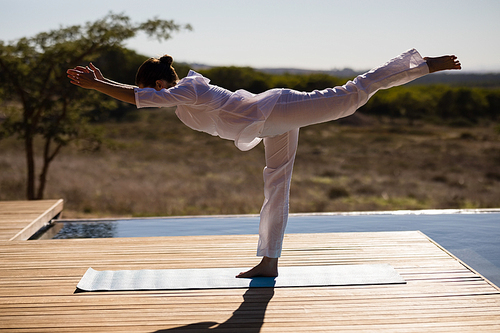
[262,49,460,137]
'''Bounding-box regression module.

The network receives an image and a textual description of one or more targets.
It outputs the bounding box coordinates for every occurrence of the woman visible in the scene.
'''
[67,49,461,278]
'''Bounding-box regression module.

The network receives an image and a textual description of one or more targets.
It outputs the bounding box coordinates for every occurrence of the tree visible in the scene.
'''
[0,13,191,200]
[200,66,271,93]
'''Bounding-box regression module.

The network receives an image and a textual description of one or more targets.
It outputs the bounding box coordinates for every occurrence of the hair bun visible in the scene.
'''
[159,55,174,66]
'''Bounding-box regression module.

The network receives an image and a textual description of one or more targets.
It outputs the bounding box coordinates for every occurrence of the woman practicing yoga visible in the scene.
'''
[67,49,461,278]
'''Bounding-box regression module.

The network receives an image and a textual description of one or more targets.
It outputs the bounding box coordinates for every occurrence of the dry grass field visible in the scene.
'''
[1,109,499,218]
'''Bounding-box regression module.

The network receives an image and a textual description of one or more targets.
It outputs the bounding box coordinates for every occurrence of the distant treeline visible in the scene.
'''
[409,73,500,88]
[89,48,500,125]
[359,85,499,125]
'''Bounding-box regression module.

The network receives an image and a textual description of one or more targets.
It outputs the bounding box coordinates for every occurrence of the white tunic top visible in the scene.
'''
[134,70,282,151]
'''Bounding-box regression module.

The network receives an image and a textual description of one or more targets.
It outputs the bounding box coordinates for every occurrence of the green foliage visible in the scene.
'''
[360,85,499,124]
[199,66,271,93]
[284,73,343,92]
[0,12,190,199]
[198,67,344,94]
[93,47,148,85]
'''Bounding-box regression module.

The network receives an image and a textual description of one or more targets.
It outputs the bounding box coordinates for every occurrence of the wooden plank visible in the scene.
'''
[0,199,63,241]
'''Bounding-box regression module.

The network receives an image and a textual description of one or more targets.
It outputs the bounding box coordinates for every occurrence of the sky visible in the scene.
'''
[1,0,499,73]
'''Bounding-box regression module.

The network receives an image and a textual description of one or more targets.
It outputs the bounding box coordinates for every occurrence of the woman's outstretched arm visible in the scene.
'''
[85,63,137,89]
[67,65,136,105]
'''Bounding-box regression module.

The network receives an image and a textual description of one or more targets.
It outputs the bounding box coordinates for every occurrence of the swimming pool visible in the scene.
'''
[48,209,500,287]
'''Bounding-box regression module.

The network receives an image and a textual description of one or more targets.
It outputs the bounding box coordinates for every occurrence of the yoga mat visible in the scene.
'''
[77,264,405,291]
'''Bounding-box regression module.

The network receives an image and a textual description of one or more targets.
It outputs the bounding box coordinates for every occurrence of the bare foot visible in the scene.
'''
[236,256,278,278]
[424,55,461,73]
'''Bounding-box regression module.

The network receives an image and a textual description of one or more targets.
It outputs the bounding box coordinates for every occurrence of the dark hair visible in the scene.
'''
[135,54,179,88]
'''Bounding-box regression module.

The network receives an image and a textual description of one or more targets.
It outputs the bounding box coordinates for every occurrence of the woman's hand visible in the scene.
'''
[67,63,105,89]
[88,63,105,81]
[67,67,100,90]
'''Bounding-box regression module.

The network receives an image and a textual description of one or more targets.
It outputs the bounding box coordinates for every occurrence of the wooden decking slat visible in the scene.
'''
[0,199,63,240]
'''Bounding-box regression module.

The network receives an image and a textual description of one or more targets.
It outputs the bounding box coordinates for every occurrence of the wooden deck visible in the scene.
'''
[0,202,500,332]
[0,199,63,240]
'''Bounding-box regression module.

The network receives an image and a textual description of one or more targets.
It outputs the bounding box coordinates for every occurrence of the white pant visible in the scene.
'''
[257,49,429,258]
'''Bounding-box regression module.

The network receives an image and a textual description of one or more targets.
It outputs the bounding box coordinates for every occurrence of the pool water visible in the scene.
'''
[50,210,500,287]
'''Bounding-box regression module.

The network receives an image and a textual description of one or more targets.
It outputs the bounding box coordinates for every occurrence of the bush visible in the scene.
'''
[328,186,350,200]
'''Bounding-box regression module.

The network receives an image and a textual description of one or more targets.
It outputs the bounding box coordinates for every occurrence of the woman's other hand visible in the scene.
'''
[88,63,105,81]
[66,67,99,90]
